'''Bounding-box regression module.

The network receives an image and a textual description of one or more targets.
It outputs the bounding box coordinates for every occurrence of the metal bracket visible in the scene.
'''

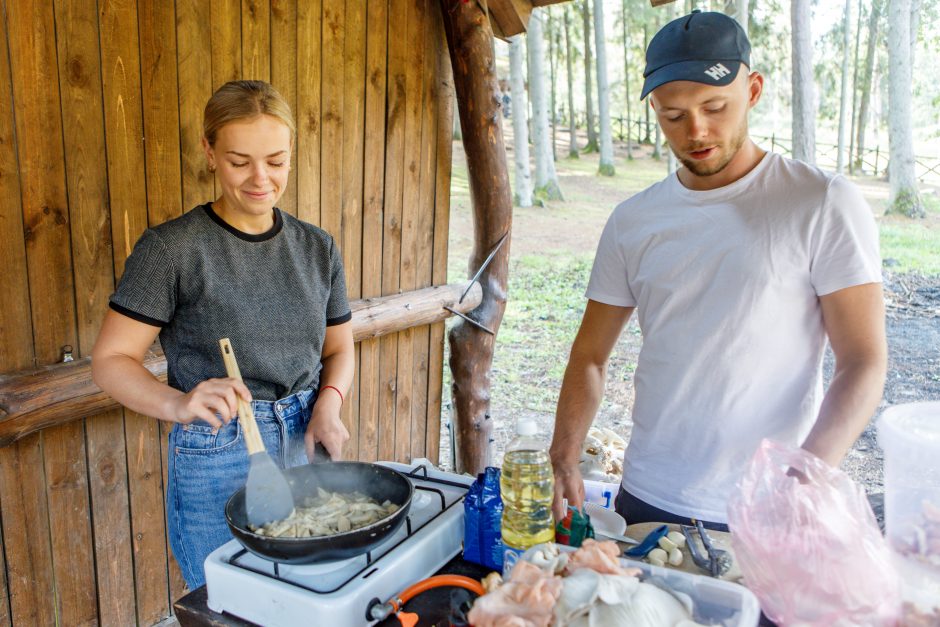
[443,306,495,335]
[459,231,509,304]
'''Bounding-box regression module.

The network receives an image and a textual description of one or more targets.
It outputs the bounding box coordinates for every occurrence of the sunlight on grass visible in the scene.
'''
[495,254,594,410]
[881,223,940,275]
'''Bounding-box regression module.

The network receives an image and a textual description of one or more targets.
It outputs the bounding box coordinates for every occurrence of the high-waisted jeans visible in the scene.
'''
[166,389,314,589]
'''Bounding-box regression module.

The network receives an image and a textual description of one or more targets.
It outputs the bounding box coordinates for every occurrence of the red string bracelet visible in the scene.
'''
[320,385,344,406]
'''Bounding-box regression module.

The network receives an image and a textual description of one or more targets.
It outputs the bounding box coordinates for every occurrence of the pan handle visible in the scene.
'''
[312,441,333,464]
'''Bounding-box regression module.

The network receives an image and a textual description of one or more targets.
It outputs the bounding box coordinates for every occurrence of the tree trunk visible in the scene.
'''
[910,0,922,66]
[593,0,614,176]
[547,11,558,163]
[836,0,852,173]
[723,0,749,34]
[737,0,749,35]
[510,35,533,207]
[848,0,863,174]
[563,7,579,158]
[887,0,924,218]
[791,0,816,164]
[581,0,598,152]
[528,9,564,201]
[440,0,514,473]
[621,0,632,160]
[643,23,652,144]
[653,122,661,160]
[855,0,881,171]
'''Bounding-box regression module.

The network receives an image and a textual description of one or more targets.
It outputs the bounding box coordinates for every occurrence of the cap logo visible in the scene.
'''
[704,63,731,81]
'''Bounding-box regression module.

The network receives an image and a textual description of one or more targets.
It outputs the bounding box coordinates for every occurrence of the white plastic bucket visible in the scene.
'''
[877,401,940,618]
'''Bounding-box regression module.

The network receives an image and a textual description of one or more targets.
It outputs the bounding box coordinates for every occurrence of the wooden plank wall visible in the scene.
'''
[0,0,452,624]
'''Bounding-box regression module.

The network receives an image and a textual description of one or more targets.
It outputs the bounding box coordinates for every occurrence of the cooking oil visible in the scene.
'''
[500,419,554,572]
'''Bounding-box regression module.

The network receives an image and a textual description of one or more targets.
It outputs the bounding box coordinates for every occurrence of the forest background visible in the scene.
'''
[438,0,940,505]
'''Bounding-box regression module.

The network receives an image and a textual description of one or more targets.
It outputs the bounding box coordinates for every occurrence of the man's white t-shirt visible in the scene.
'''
[586,152,882,522]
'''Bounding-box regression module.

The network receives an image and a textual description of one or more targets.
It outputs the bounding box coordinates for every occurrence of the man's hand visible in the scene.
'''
[551,459,585,522]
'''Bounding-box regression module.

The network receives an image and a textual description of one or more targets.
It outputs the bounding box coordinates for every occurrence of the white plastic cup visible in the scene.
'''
[877,401,940,616]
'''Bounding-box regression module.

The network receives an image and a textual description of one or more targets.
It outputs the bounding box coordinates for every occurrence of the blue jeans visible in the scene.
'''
[166,389,314,589]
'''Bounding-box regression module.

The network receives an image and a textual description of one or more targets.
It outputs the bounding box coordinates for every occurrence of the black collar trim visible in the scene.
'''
[203,203,283,242]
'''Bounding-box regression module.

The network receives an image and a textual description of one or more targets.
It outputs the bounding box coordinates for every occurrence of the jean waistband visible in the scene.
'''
[251,389,315,420]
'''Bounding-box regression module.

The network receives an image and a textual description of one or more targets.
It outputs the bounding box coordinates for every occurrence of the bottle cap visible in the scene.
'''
[516,419,538,436]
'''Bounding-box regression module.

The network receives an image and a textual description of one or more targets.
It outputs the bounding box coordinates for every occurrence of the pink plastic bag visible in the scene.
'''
[727,439,899,626]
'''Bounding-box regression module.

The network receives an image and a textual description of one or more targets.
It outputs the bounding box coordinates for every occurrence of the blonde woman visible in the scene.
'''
[92,80,354,589]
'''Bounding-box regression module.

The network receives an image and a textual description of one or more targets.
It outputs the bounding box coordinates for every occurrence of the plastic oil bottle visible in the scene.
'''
[500,419,555,573]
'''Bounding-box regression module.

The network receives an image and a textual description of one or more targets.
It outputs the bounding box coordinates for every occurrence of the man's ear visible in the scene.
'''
[747,71,764,109]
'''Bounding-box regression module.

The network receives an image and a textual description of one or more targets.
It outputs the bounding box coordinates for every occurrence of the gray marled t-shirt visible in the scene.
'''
[110,204,351,400]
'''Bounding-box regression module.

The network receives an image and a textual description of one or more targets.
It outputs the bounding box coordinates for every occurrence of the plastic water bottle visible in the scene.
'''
[500,419,555,572]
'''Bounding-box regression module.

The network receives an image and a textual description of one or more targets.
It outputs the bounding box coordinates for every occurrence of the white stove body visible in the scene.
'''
[204,459,473,627]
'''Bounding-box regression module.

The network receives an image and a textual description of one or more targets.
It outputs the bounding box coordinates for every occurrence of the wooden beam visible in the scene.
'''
[0,282,482,448]
[440,0,513,475]
[649,0,679,6]
[485,0,531,39]
[530,0,575,6]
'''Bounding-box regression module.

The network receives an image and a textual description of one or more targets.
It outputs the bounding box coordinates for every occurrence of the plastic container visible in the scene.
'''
[500,419,554,572]
[583,479,619,509]
[878,401,940,620]
[549,545,761,626]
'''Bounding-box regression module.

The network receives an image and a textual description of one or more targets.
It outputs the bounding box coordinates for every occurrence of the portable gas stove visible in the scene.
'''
[204,459,473,627]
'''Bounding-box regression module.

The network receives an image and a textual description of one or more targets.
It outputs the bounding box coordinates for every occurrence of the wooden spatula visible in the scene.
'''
[218,338,294,528]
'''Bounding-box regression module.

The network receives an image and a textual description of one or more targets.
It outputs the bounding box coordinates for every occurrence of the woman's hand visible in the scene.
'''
[165,377,253,428]
[305,391,349,461]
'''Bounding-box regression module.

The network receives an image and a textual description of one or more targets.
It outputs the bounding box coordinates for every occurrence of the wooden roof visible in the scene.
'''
[483,0,571,39]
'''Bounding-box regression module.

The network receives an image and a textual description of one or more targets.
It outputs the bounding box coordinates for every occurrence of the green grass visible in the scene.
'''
[879,192,940,276]
[880,223,940,275]
[494,254,594,409]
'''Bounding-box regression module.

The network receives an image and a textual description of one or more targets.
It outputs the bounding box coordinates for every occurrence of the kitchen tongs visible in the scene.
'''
[680,520,732,577]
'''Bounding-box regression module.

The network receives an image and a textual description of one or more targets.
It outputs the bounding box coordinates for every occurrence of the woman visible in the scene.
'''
[92,80,355,589]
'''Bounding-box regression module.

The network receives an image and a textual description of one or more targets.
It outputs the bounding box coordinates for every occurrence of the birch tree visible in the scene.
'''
[723,0,749,35]
[836,0,853,173]
[593,0,615,176]
[581,0,599,153]
[887,0,924,217]
[621,0,633,160]
[643,24,652,144]
[564,7,579,158]
[791,0,816,164]
[848,1,863,174]
[547,10,558,162]
[855,0,881,170]
[528,9,564,201]
[510,36,532,207]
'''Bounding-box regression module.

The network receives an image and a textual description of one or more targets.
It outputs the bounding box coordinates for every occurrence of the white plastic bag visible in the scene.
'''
[727,439,899,626]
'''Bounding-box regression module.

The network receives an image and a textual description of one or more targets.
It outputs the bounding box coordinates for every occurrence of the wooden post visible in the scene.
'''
[440,0,513,475]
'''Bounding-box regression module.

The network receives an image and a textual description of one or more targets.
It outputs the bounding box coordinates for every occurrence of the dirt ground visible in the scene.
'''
[439,135,940,511]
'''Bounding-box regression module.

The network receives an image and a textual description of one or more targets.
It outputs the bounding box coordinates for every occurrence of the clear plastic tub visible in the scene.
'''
[553,545,761,626]
[878,401,940,621]
[623,557,761,627]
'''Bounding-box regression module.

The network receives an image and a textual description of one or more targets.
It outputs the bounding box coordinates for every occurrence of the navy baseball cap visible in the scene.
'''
[640,10,751,100]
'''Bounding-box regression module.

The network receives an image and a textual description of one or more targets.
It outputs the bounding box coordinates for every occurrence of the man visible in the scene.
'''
[550,11,886,531]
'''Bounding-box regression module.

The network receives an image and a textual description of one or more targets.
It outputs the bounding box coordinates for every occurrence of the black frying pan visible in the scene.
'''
[225,461,413,564]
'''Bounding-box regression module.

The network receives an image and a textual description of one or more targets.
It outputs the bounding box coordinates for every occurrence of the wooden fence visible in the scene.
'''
[0,0,453,625]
